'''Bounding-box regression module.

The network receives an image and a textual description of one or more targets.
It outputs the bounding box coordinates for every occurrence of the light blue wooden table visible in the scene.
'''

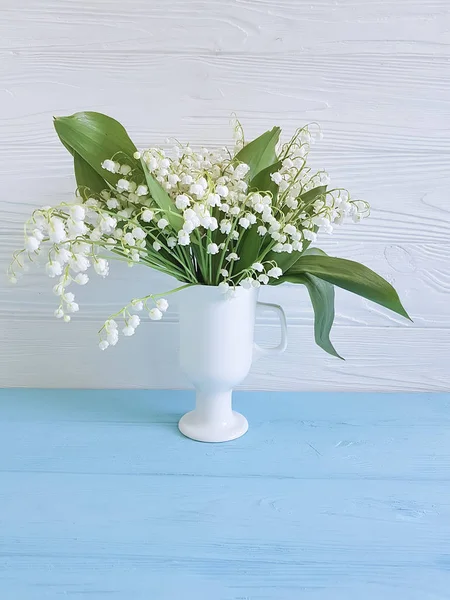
[1,390,450,599]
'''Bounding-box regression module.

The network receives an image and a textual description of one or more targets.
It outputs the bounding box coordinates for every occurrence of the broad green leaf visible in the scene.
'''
[74,154,107,199]
[235,127,281,180]
[236,224,263,275]
[54,111,142,187]
[54,111,184,227]
[248,160,282,196]
[54,112,187,274]
[294,273,342,359]
[140,159,183,231]
[283,254,411,320]
[238,161,283,271]
[281,248,342,358]
[265,185,327,273]
[299,185,327,205]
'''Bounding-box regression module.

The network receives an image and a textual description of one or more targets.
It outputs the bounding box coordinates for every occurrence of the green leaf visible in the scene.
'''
[295,273,342,359]
[248,160,282,196]
[283,254,411,320]
[53,111,142,187]
[74,154,107,199]
[140,159,183,231]
[233,225,261,276]
[237,161,283,272]
[235,127,281,180]
[298,185,328,212]
[264,185,328,274]
[281,248,342,358]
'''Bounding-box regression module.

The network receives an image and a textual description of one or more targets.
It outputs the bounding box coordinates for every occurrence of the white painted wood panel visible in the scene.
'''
[2,321,449,391]
[0,0,449,389]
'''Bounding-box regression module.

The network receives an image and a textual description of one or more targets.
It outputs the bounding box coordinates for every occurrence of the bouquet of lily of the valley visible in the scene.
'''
[9,113,410,355]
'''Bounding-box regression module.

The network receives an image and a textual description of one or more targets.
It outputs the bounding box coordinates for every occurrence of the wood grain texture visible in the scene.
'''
[1,390,450,599]
[2,321,448,391]
[0,0,449,389]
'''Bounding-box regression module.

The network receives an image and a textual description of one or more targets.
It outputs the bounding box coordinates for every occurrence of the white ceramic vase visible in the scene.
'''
[178,285,287,443]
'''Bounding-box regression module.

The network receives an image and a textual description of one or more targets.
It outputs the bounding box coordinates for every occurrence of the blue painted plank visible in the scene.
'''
[1,390,450,599]
[1,390,449,480]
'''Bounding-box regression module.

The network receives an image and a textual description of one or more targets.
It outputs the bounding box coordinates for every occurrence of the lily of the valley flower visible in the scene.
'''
[9,119,369,351]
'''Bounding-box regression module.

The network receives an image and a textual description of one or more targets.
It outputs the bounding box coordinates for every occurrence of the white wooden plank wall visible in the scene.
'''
[1,0,449,390]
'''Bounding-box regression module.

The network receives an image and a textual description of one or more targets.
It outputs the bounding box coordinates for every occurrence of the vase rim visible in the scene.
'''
[179,283,258,298]
[182,283,257,291]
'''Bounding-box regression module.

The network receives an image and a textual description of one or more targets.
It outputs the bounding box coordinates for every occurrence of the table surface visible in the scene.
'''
[1,390,450,599]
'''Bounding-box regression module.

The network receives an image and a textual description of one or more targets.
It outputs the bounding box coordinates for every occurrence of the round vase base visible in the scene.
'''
[178,410,248,443]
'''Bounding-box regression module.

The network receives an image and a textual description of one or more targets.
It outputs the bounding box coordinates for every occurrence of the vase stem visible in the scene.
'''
[178,389,248,443]
[195,390,233,422]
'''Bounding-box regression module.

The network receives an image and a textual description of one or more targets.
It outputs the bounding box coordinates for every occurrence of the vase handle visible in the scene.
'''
[254,302,288,358]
